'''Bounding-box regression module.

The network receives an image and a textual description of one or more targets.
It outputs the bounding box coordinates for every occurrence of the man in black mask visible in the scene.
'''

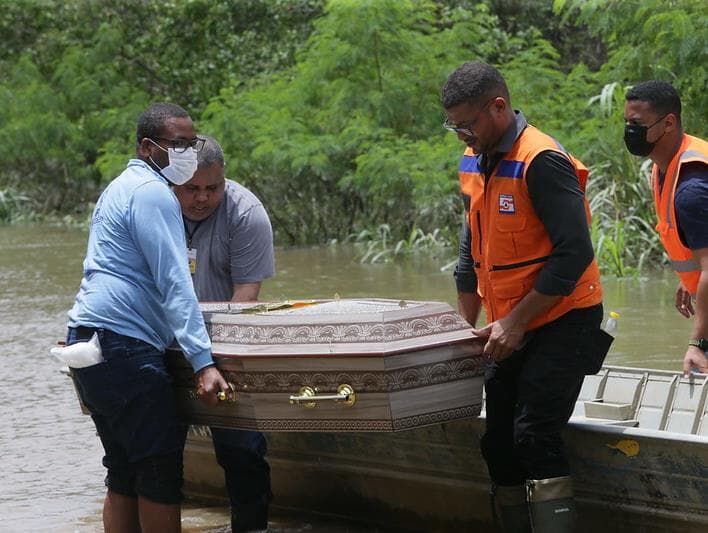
[624,81,708,375]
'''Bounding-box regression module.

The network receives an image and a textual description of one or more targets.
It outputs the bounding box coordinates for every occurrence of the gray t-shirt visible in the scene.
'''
[184,179,274,301]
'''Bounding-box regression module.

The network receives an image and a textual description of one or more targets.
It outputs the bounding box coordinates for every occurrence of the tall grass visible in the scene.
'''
[343,224,453,264]
[0,188,38,224]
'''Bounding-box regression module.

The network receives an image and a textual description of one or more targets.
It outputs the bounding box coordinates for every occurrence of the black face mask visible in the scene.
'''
[623,115,666,157]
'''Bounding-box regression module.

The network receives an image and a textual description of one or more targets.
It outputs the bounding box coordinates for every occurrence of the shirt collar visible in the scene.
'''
[493,110,527,155]
[128,158,168,184]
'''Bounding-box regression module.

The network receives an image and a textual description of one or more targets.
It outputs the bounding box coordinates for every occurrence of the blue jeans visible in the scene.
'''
[210,427,272,508]
[68,326,187,503]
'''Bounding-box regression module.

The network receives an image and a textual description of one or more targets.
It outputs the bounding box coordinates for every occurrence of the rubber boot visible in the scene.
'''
[526,476,577,533]
[492,484,532,533]
[231,501,269,533]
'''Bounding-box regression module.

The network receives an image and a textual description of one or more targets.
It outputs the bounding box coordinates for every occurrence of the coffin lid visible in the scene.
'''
[200,298,476,358]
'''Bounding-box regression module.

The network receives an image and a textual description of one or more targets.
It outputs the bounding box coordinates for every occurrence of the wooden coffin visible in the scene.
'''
[166,298,485,432]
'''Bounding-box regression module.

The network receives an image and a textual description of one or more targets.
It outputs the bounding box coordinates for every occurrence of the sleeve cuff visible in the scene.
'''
[454,266,478,293]
[188,351,216,373]
[533,272,575,297]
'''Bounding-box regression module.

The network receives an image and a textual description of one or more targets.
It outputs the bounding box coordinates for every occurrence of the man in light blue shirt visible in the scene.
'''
[66,102,230,533]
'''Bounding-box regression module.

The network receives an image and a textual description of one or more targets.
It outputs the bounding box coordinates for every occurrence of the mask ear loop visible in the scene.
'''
[143,138,169,173]
[647,114,669,139]
[148,155,165,172]
[145,137,169,154]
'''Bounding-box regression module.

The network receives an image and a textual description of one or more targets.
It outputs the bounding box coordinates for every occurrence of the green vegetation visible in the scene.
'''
[1,0,705,276]
[0,188,37,223]
[340,224,452,264]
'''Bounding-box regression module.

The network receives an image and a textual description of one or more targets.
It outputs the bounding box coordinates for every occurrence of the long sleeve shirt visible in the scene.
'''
[455,112,594,297]
[68,159,213,372]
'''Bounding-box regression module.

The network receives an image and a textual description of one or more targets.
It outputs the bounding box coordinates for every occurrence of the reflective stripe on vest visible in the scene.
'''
[671,258,701,273]
[653,134,708,295]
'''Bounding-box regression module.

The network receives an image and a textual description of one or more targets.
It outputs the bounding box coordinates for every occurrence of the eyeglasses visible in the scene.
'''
[151,136,206,153]
[443,97,496,136]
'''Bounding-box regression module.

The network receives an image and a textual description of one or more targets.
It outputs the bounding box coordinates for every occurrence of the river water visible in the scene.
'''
[0,224,693,532]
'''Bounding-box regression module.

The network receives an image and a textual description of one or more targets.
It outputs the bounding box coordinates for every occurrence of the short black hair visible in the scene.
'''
[625,80,682,122]
[136,102,191,144]
[441,61,510,109]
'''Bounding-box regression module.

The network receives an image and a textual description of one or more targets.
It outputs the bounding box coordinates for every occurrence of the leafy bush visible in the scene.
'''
[1,0,706,278]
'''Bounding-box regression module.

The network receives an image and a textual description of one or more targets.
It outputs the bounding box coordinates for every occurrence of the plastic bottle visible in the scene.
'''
[604,311,620,334]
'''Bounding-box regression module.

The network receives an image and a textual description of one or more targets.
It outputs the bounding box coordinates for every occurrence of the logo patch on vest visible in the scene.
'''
[498,194,515,214]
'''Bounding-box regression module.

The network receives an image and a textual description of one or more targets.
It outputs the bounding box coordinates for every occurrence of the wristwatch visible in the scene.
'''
[688,338,708,351]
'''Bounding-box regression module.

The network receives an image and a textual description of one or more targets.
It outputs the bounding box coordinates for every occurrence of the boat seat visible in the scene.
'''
[570,415,639,428]
[697,389,708,437]
[664,375,707,434]
[583,400,634,420]
[582,369,645,422]
[572,371,608,418]
[635,373,677,431]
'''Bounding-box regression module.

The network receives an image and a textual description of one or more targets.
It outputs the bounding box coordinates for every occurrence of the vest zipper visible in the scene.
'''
[476,210,483,256]
[490,255,550,271]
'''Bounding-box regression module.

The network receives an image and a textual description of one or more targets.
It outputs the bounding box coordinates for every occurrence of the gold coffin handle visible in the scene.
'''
[217,382,238,403]
[289,384,356,408]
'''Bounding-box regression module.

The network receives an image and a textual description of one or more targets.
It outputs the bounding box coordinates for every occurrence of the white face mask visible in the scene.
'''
[148,140,198,186]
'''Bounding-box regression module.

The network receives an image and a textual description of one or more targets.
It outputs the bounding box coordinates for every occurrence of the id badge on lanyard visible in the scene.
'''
[184,218,202,275]
[187,247,197,274]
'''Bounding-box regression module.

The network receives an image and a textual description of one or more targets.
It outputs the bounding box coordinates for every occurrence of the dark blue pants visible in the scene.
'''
[210,427,271,508]
[480,304,603,485]
[68,326,187,504]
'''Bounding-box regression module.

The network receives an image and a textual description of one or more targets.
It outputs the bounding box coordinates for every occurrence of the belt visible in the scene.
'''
[74,325,100,338]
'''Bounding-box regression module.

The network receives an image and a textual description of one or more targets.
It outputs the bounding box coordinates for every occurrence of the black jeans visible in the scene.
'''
[480,304,603,485]
[210,427,272,508]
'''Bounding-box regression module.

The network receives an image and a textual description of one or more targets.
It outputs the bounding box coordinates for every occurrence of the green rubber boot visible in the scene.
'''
[526,476,577,533]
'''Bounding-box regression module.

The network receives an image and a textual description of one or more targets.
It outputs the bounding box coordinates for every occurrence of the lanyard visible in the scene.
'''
[184,218,203,248]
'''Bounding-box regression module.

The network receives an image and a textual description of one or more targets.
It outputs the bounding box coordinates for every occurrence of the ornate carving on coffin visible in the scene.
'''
[190,415,260,431]
[213,356,484,394]
[191,407,482,433]
[392,405,481,431]
[207,312,468,345]
[387,357,484,391]
[189,415,394,432]
[256,419,394,432]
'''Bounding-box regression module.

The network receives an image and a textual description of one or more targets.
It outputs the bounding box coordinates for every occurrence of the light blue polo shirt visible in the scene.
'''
[68,159,213,372]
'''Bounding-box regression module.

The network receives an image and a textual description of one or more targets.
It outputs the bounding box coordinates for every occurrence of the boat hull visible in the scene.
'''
[184,417,708,532]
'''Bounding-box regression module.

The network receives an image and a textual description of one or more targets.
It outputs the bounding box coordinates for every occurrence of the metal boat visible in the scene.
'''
[182,365,708,532]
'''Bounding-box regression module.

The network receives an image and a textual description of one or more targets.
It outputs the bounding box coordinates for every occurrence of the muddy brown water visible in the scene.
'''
[0,225,692,532]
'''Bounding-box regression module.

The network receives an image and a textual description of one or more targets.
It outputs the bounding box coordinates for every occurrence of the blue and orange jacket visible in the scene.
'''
[653,134,708,296]
[458,125,602,330]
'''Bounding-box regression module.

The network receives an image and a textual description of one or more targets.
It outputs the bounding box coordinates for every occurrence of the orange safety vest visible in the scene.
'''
[652,134,708,296]
[458,125,602,330]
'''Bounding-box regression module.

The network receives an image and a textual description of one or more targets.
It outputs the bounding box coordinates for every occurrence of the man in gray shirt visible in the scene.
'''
[174,136,274,532]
